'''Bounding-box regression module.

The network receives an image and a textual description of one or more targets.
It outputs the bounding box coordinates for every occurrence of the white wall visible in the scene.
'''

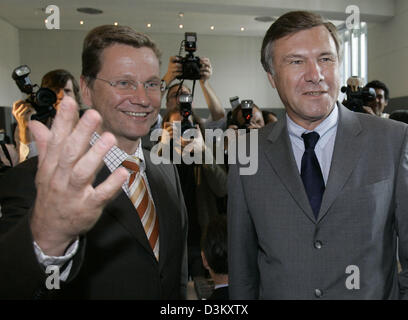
[19,29,283,110]
[367,0,408,99]
[0,18,21,107]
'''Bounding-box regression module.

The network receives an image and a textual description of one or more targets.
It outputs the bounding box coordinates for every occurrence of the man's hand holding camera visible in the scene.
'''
[162,56,213,87]
[12,100,36,144]
[29,96,128,256]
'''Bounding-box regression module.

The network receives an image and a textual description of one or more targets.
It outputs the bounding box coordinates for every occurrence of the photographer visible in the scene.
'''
[159,108,228,280]
[12,69,81,162]
[227,101,265,132]
[162,56,225,123]
[363,80,390,118]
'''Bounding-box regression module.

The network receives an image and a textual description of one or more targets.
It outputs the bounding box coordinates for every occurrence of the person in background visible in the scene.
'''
[12,69,82,163]
[201,215,229,300]
[363,80,390,118]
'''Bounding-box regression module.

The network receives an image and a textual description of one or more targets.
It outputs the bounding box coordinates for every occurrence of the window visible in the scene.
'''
[338,22,368,87]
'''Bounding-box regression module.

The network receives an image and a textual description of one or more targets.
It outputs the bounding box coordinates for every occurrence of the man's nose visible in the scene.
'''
[304,61,323,84]
[129,84,151,106]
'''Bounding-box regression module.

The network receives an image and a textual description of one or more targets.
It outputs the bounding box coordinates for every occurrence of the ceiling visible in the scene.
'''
[0,0,395,37]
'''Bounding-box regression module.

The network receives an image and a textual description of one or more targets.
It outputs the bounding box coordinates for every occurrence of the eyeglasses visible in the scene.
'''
[94,77,164,94]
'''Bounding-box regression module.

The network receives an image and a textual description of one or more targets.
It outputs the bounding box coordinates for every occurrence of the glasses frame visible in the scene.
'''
[94,77,164,93]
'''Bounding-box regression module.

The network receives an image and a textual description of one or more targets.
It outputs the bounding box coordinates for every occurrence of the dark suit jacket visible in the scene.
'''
[208,286,229,300]
[228,104,408,299]
[0,149,188,300]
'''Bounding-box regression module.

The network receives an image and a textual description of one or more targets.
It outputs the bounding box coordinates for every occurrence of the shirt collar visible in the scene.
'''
[286,104,338,145]
[90,132,146,173]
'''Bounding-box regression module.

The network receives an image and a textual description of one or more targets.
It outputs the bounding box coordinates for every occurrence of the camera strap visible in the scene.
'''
[176,79,197,100]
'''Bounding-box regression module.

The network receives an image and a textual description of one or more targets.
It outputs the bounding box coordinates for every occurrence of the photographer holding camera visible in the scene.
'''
[227,101,265,132]
[363,80,390,118]
[12,69,81,162]
[161,33,224,125]
[159,107,228,280]
[163,56,225,123]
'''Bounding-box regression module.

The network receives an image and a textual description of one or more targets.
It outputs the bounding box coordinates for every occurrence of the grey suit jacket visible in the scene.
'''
[228,104,408,299]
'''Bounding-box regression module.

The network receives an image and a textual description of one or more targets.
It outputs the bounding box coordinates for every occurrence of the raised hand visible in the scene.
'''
[29,96,128,256]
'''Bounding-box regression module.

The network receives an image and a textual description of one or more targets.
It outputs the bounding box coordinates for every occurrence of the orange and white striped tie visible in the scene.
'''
[122,157,159,260]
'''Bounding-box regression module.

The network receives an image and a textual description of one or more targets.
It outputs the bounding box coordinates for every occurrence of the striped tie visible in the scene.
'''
[122,156,159,260]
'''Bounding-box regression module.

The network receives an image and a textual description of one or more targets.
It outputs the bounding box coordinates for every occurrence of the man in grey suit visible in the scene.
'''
[228,11,408,299]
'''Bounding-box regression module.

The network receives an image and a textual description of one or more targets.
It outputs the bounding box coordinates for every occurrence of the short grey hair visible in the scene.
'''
[261,11,343,75]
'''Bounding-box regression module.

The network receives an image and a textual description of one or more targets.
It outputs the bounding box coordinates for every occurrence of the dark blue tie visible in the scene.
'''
[301,132,325,219]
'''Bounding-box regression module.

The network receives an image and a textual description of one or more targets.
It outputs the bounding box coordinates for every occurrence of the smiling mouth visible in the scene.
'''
[303,91,327,96]
[123,111,150,117]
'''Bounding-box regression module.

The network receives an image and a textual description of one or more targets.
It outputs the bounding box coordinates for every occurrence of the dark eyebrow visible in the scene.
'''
[283,54,305,60]
[319,52,337,57]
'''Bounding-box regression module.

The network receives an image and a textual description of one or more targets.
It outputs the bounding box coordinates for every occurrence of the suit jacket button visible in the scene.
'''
[315,289,323,298]
[314,240,322,249]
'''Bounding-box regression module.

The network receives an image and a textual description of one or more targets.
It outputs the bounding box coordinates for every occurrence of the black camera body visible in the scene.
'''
[177,32,201,80]
[341,85,376,113]
[226,99,253,131]
[240,100,253,127]
[12,65,57,122]
[178,93,195,134]
[341,76,376,113]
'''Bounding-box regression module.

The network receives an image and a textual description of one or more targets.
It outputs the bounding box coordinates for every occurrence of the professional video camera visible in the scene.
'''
[341,76,376,113]
[178,93,195,134]
[176,32,201,80]
[12,65,57,122]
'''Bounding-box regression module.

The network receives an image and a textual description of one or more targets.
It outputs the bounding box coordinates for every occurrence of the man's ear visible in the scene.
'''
[201,251,210,271]
[80,76,92,107]
[267,72,277,89]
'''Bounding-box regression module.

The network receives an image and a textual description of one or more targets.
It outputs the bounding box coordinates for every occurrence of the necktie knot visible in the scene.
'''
[122,156,141,173]
[302,132,320,150]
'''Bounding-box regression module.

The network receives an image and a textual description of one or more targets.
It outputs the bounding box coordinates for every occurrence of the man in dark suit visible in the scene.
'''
[0,25,188,299]
[228,11,408,299]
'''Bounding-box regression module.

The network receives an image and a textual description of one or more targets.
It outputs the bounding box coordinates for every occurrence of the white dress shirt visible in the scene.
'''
[286,104,339,185]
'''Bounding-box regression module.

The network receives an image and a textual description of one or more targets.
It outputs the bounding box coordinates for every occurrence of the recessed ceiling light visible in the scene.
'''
[147,23,152,28]
[44,19,48,24]
[179,12,184,18]
[179,24,184,29]
[76,7,103,15]
[254,16,275,23]
[240,27,245,31]
[210,26,215,30]
[80,20,84,25]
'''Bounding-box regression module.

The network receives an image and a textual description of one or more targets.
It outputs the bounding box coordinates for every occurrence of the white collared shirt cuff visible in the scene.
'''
[33,239,79,282]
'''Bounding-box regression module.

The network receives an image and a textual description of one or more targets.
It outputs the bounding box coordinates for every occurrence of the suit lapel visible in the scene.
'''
[317,104,363,222]
[264,119,317,223]
[94,164,155,259]
[143,149,178,270]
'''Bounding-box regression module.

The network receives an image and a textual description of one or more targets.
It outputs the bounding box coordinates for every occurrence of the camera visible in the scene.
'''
[226,99,253,131]
[178,93,195,134]
[341,76,376,113]
[12,65,57,122]
[240,100,253,127]
[176,32,201,80]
